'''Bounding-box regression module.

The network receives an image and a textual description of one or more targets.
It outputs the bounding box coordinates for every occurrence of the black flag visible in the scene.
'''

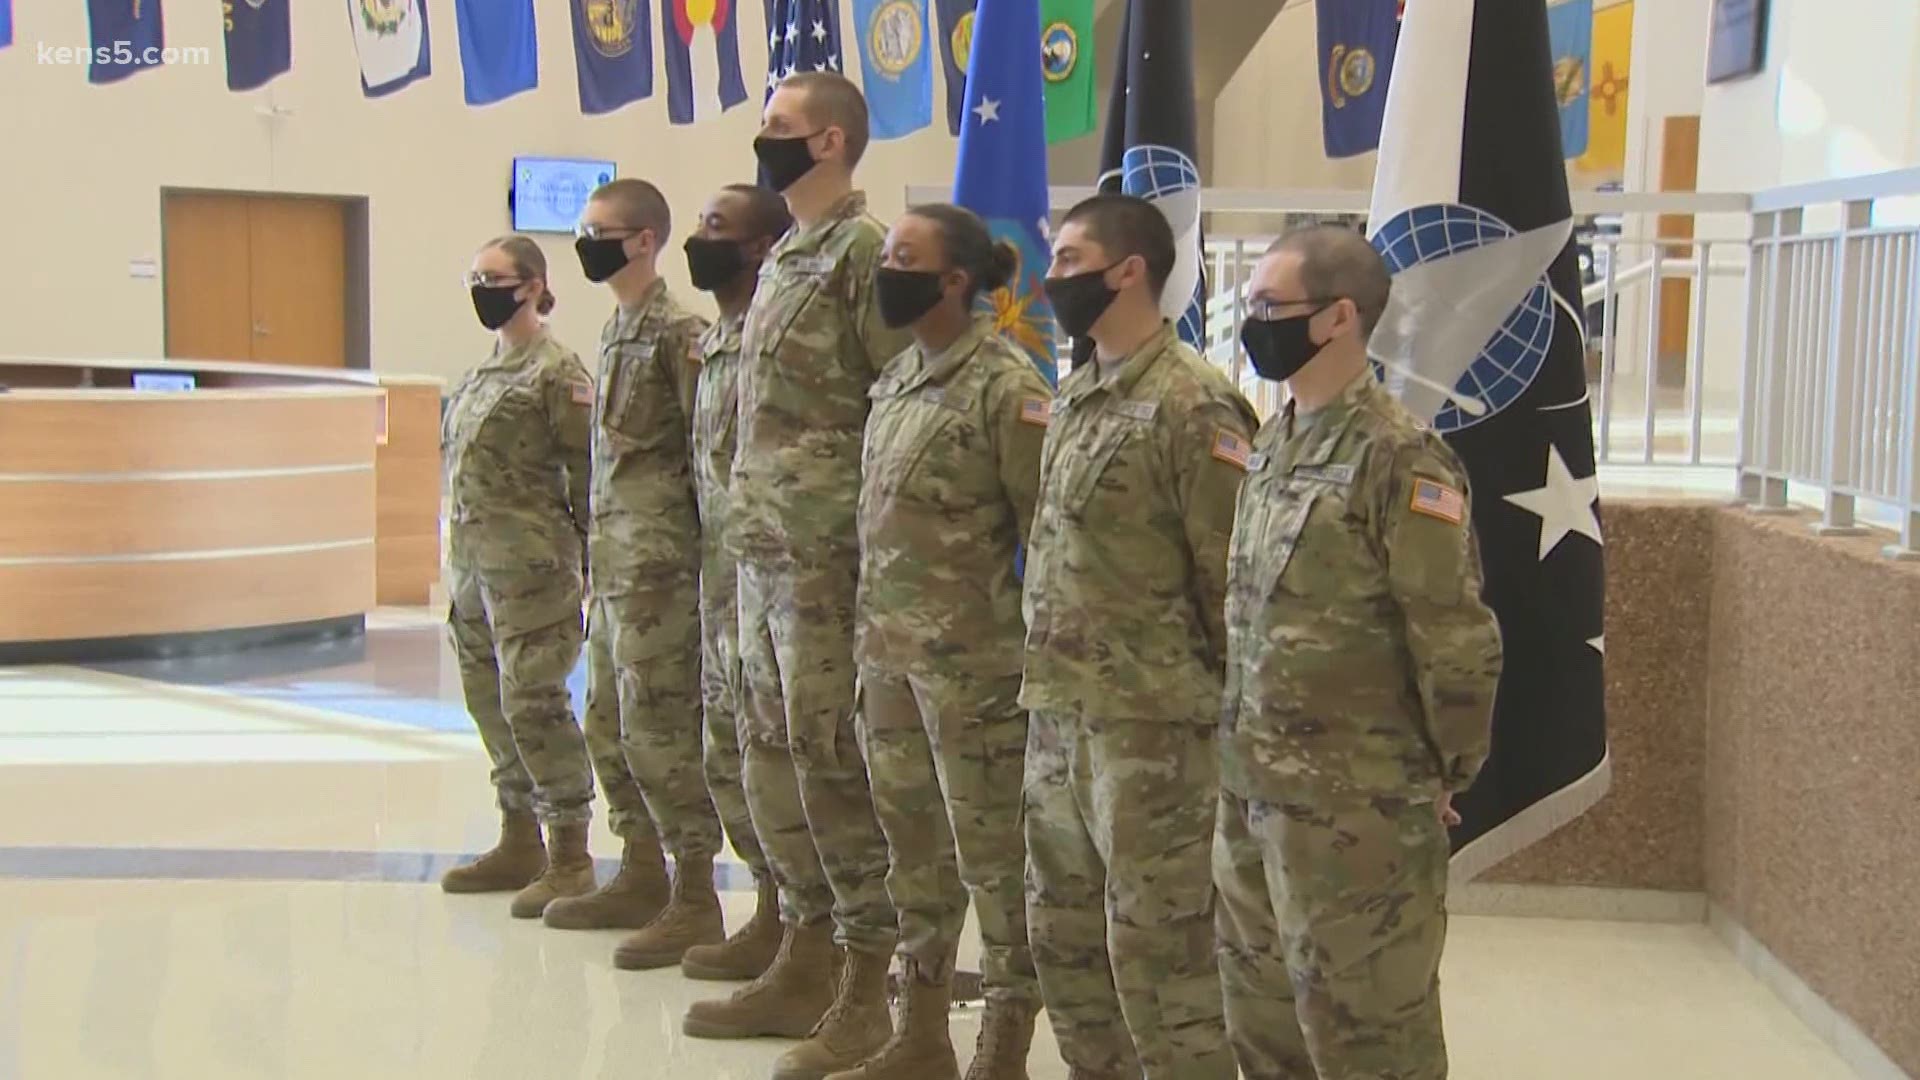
[1366,0,1609,879]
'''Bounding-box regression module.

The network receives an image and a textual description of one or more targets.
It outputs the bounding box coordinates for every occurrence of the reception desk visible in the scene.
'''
[0,357,442,661]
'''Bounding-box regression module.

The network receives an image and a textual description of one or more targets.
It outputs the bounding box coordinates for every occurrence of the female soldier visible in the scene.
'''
[439,236,600,917]
[838,205,1051,1080]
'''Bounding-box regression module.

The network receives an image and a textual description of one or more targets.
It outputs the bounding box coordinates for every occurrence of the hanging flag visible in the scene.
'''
[763,0,843,93]
[1098,0,1206,349]
[0,1,13,50]
[1366,0,1609,880]
[853,0,933,139]
[664,0,750,125]
[1315,0,1398,158]
[1040,0,1095,144]
[454,0,537,106]
[349,0,431,98]
[88,0,165,85]
[1576,0,1631,173]
[1547,0,1593,159]
[954,0,1058,384]
[933,0,976,135]
[225,0,292,92]
[572,0,653,115]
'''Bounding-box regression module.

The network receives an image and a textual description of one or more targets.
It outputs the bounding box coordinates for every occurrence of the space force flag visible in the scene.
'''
[1547,0,1593,159]
[455,0,538,106]
[88,0,165,84]
[1367,0,1609,880]
[350,0,431,98]
[573,0,653,115]
[1316,0,1398,158]
[854,0,934,138]
[664,0,750,125]
[225,0,292,92]
[1099,0,1206,349]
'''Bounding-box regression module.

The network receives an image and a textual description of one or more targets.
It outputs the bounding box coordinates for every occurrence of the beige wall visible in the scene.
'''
[0,1,958,383]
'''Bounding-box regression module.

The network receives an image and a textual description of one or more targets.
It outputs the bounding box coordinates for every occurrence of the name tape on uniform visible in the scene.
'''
[1019,397,1053,427]
[1247,452,1269,472]
[1115,400,1158,422]
[791,255,837,276]
[1409,479,1466,525]
[922,387,947,406]
[1212,429,1252,470]
[569,381,595,406]
[1294,463,1356,485]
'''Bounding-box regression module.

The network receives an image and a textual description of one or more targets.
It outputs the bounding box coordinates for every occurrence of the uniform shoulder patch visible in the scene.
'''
[569,380,595,406]
[1409,478,1466,525]
[1019,397,1052,427]
[1212,429,1252,471]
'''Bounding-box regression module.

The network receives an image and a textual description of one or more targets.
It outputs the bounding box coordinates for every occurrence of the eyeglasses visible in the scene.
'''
[1247,296,1339,322]
[463,271,524,289]
[574,222,643,241]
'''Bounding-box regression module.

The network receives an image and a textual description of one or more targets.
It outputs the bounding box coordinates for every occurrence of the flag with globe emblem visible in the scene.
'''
[952,0,1057,384]
[1368,0,1609,879]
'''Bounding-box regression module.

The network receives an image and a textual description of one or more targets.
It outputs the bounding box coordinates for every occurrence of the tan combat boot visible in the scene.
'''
[440,811,545,894]
[508,821,596,919]
[962,997,1037,1080]
[823,958,958,1080]
[682,874,782,981]
[770,947,894,1080]
[543,838,670,930]
[683,921,840,1040]
[611,854,725,969]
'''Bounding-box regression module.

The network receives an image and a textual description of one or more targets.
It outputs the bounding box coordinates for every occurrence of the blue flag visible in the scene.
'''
[954,0,1058,385]
[0,2,13,50]
[89,0,165,85]
[225,0,291,92]
[933,0,975,135]
[1316,0,1398,158]
[1547,0,1592,159]
[853,0,933,139]
[455,0,538,106]
[763,0,843,93]
[572,0,653,114]
[349,0,431,98]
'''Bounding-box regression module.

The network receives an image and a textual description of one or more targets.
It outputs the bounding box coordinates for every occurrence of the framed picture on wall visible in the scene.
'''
[1706,0,1769,83]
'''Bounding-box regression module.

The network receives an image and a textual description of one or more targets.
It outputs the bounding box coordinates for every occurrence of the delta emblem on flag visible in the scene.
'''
[1367,0,1608,880]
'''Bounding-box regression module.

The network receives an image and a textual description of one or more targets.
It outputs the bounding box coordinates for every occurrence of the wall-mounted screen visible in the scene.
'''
[510,157,617,234]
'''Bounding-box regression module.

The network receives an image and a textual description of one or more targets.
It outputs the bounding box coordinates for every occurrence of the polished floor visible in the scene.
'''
[0,610,1858,1080]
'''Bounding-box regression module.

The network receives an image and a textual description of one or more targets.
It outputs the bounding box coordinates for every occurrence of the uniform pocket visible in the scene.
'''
[602,343,665,442]
[1256,492,1319,600]
[1059,415,1141,511]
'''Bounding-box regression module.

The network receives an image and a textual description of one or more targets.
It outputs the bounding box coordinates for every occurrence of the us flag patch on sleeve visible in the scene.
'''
[1019,397,1052,427]
[570,381,595,406]
[1409,479,1466,525]
[1211,430,1252,470]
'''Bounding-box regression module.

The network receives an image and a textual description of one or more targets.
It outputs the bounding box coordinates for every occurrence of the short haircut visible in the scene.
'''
[782,71,871,166]
[590,178,672,242]
[722,183,795,242]
[1266,225,1393,337]
[1061,193,1176,298]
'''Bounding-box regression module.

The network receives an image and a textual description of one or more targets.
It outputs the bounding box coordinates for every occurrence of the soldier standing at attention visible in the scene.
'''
[1214,226,1503,1080]
[1021,194,1255,1080]
[540,179,729,971]
[439,236,598,911]
[676,183,795,983]
[682,73,913,1080]
[830,204,1051,1080]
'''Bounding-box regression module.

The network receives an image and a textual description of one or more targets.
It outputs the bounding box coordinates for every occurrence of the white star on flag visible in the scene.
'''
[828,53,841,70]
[812,19,827,42]
[973,97,1002,124]
[1504,444,1603,561]
[1587,634,1605,655]
[770,28,781,49]
[767,71,780,90]
[815,61,827,71]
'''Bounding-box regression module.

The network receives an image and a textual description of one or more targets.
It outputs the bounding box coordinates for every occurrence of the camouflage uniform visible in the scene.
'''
[443,331,596,825]
[585,281,724,862]
[856,319,1050,1001]
[1214,370,1502,1080]
[1019,325,1255,1079]
[691,310,770,879]
[731,190,913,952]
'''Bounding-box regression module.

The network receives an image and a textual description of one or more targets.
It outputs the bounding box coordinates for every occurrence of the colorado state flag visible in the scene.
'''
[88,0,166,85]
[854,0,933,139]
[225,0,292,92]
[663,0,749,125]
[349,0,431,98]
[455,0,538,106]
[573,0,653,114]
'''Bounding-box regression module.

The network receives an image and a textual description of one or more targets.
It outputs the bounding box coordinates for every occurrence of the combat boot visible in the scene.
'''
[440,810,545,894]
[771,947,893,1080]
[509,821,596,919]
[962,997,1037,1080]
[543,838,670,930]
[612,854,725,969]
[823,958,958,1080]
[682,874,782,981]
[682,921,840,1040]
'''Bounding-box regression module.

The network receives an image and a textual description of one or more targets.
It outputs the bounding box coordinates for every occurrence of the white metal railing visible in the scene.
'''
[906,169,1920,556]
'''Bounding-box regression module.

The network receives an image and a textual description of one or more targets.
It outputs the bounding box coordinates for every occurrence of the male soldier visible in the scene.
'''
[681,74,912,1080]
[541,179,729,972]
[1214,226,1503,1080]
[677,183,795,983]
[1022,193,1255,1080]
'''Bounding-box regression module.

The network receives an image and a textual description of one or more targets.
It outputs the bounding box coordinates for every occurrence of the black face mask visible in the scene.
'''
[471,285,525,331]
[1044,265,1121,342]
[684,236,748,292]
[1241,305,1333,383]
[754,133,820,193]
[575,236,632,284]
[875,268,947,329]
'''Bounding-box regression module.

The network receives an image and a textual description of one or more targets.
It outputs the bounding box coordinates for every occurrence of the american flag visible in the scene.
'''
[764,0,844,94]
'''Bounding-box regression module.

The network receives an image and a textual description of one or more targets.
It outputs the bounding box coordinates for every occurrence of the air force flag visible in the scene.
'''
[1367,0,1608,880]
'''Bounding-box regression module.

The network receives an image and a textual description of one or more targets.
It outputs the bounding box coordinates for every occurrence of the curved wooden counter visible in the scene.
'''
[0,356,442,658]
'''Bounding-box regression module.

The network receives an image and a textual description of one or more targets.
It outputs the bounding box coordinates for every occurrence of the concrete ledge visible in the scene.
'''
[1452,883,1707,923]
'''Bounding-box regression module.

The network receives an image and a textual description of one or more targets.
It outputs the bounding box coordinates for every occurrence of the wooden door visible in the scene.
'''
[163,192,349,367]
[163,194,254,364]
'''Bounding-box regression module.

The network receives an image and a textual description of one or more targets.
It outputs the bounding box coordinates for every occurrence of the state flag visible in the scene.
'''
[1547,0,1593,159]
[664,0,750,125]
[1316,0,1398,158]
[853,0,933,139]
[455,0,538,106]
[933,0,975,135]
[1041,0,1094,143]
[349,0,431,98]
[88,0,165,85]
[0,2,14,50]
[224,0,292,92]
[572,0,654,115]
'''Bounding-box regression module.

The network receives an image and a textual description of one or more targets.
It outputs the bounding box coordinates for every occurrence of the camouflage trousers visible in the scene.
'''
[1024,711,1234,1080]
[860,666,1036,1002]
[447,563,593,825]
[737,555,896,955]
[582,584,722,860]
[699,554,769,877]
[1213,790,1450,1080]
